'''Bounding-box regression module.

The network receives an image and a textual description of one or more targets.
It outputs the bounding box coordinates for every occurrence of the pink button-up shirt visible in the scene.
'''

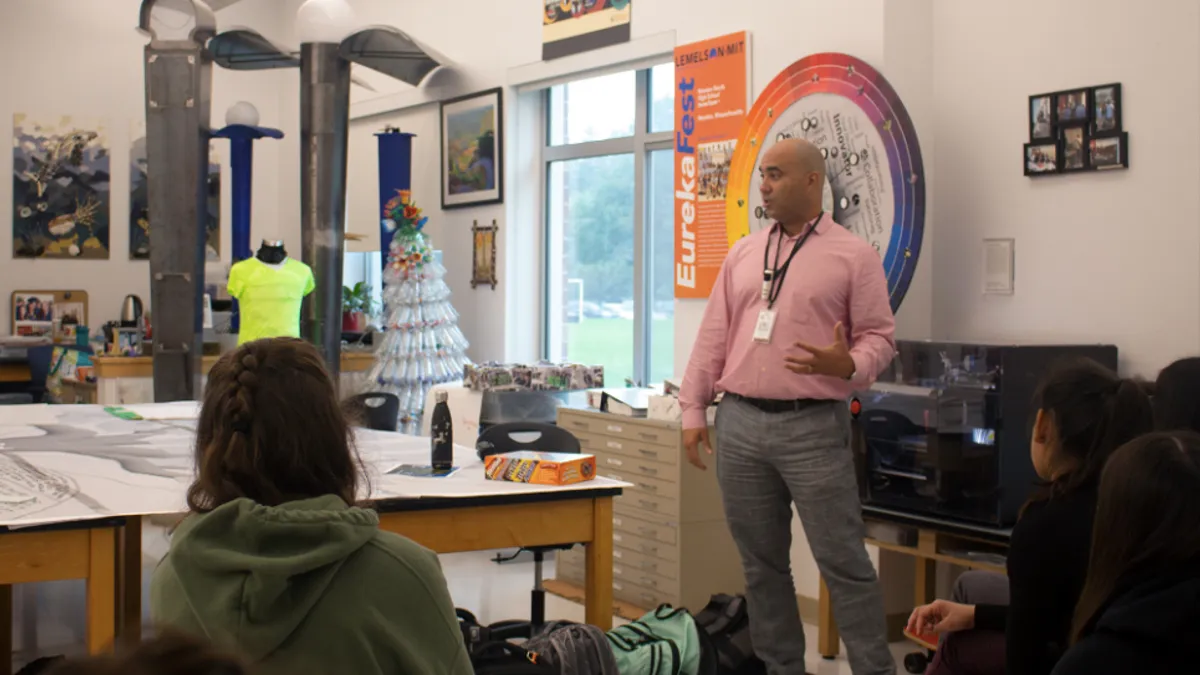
[679,215,897,429]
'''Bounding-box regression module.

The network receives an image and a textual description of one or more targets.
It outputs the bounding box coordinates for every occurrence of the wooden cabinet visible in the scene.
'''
[555,408,744,611]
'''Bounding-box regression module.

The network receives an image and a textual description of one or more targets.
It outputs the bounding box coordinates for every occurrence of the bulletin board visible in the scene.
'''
[10,290,89,339]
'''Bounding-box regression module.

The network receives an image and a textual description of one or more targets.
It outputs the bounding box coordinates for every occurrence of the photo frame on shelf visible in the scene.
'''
[1089,132,1129,170]
[1024,141,1059,177]
[10,289,88,339]
[471,220,498,290]
[1092,83,1122,135]
[440,88,504,210]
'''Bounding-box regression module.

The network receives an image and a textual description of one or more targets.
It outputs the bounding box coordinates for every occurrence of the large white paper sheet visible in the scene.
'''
[118,401,202,421]
[0,405,627,528]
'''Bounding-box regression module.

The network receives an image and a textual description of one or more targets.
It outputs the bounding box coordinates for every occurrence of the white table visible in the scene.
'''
[0,403,625,662]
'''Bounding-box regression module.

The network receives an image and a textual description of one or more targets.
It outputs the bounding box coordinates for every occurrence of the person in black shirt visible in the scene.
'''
[1052,431,1200,674]
[907,358,1153,675]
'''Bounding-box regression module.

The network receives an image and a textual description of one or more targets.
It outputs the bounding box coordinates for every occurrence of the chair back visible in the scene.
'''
[475,421,581,460]
[27,344,91,403]
[346,392,400,432]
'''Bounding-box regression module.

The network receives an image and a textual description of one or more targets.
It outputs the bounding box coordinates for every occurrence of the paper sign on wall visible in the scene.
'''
[674,32,750,299]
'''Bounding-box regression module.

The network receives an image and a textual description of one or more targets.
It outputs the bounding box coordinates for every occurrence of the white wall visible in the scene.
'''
[931,0,1200,377]
[0,0,288,335]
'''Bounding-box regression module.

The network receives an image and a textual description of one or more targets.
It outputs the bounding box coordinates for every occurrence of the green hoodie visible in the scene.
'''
[151,495,472,675]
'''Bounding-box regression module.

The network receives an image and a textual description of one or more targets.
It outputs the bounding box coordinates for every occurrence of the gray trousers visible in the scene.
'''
[715,396,894,675]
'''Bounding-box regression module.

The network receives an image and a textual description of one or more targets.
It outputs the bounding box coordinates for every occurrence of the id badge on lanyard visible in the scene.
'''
[752,308,777,344]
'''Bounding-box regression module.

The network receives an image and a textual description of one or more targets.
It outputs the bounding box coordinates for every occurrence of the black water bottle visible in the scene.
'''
[430,391,453,472]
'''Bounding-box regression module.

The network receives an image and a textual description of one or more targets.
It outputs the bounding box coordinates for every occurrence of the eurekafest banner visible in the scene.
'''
[673,31,750,299]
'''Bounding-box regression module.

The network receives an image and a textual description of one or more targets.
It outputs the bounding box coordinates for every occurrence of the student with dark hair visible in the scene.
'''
[907,358,1153,675]
[152,338,472,675]
[1052,432,1200,674]
[1151,356,1200,433]
[45,630,244,675]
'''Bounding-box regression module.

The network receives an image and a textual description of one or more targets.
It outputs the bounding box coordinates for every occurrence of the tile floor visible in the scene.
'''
[11,543,916,674]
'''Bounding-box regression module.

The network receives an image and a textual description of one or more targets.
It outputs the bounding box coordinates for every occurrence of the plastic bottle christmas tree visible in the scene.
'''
[368,190,470,434]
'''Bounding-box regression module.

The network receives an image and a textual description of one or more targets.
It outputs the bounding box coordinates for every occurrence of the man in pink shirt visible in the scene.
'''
[680,138,897,675]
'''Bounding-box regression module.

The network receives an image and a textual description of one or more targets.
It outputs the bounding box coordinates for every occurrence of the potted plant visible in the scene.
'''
[341,281,375,332]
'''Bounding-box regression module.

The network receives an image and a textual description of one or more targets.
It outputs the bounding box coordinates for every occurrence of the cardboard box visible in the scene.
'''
[484,451,597,485]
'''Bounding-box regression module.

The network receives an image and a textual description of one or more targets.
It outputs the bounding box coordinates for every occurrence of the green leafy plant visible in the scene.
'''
[342,282,377,316]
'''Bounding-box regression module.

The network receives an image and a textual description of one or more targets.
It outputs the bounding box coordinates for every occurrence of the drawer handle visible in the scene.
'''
[614,582,625,591]
[640,593,655,604]
[637,432,658,440]
[638,464,659,475]
[570,420,587,429]
[638,499,658,510]
[614,517,623,526]
[637,526,657,537]
[637,448,657,456]
[637,482,658,493]
[606,458,624,467]
[640,544,658,555]
[614,550,623,559]
[606,424,625,434]
[613,533,623,542]
[640,576,658,587]
[607,441,623,449]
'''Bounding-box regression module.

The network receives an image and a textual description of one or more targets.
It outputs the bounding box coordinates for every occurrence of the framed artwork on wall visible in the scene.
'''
[1024,142,1058,176]
[470,219,498,290]
[1029,94,1055,141]
[440,88,503,210]
[1089,133,1128,170]
[1092,83,1121,135]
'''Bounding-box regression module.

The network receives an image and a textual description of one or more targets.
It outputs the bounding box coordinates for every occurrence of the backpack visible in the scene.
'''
[606,605,716,675]
[469,641,560,675]
[692,595,766,675]
[457,609,560,675]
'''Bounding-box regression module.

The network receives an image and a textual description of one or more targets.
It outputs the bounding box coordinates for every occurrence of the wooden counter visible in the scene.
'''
[90,350,377,406]
[92,351,375,378]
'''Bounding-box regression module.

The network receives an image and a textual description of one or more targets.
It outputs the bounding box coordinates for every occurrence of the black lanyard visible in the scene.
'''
[762,212,822,309]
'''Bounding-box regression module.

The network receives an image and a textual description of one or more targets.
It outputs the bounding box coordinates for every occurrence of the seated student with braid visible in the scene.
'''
[906,358,1153,675]
[151,338,472,675]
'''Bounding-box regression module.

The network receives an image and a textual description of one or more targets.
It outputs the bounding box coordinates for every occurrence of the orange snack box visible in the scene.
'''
[483,451,596,486]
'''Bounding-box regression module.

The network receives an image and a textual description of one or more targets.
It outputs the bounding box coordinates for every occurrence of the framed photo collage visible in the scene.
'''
[1025,83,1127,177]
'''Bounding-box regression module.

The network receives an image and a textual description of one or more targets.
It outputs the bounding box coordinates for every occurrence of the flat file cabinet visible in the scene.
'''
[554,408,745,611]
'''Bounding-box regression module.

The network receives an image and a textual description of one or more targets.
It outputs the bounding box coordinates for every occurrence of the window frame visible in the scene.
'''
[540,66,673,385]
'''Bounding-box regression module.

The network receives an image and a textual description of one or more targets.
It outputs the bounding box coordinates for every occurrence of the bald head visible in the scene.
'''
[759,138,827,230]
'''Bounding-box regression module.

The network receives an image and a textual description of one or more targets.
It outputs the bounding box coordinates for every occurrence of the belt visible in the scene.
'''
[724,392,830,414]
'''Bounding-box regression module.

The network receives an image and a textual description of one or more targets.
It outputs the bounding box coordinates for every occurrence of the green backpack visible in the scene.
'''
[606,605,716,675]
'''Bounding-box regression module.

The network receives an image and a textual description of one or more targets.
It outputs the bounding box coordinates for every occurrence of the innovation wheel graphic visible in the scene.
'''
[725,53,925,312]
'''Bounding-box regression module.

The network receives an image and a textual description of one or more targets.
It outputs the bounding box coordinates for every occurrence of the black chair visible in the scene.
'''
[475,421,583,639]
[345,392,400,432]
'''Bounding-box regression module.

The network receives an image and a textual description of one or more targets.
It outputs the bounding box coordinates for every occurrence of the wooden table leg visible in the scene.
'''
[0,585,12,675]
[583,497,613,630]
[86,528,117,654]
[818,577,840,659]
[119,516,143,646]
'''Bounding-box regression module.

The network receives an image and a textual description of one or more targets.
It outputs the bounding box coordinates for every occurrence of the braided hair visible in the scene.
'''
[1028,357,1153,504]
[187,338,364,512]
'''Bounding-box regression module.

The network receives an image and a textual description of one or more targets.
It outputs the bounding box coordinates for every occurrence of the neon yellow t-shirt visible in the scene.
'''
[227,257,316,345]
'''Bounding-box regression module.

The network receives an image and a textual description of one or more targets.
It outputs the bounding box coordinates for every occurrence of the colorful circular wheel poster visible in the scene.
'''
[725,53,925,312]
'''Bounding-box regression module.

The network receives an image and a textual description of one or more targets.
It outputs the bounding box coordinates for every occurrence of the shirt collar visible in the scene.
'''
[777,212,829,240]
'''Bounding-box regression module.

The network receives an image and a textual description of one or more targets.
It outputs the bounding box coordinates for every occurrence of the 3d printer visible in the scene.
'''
[852,341,1117,527]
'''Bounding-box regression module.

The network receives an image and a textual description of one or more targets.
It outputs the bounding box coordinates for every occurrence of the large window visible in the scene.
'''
[544,63,675,386]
